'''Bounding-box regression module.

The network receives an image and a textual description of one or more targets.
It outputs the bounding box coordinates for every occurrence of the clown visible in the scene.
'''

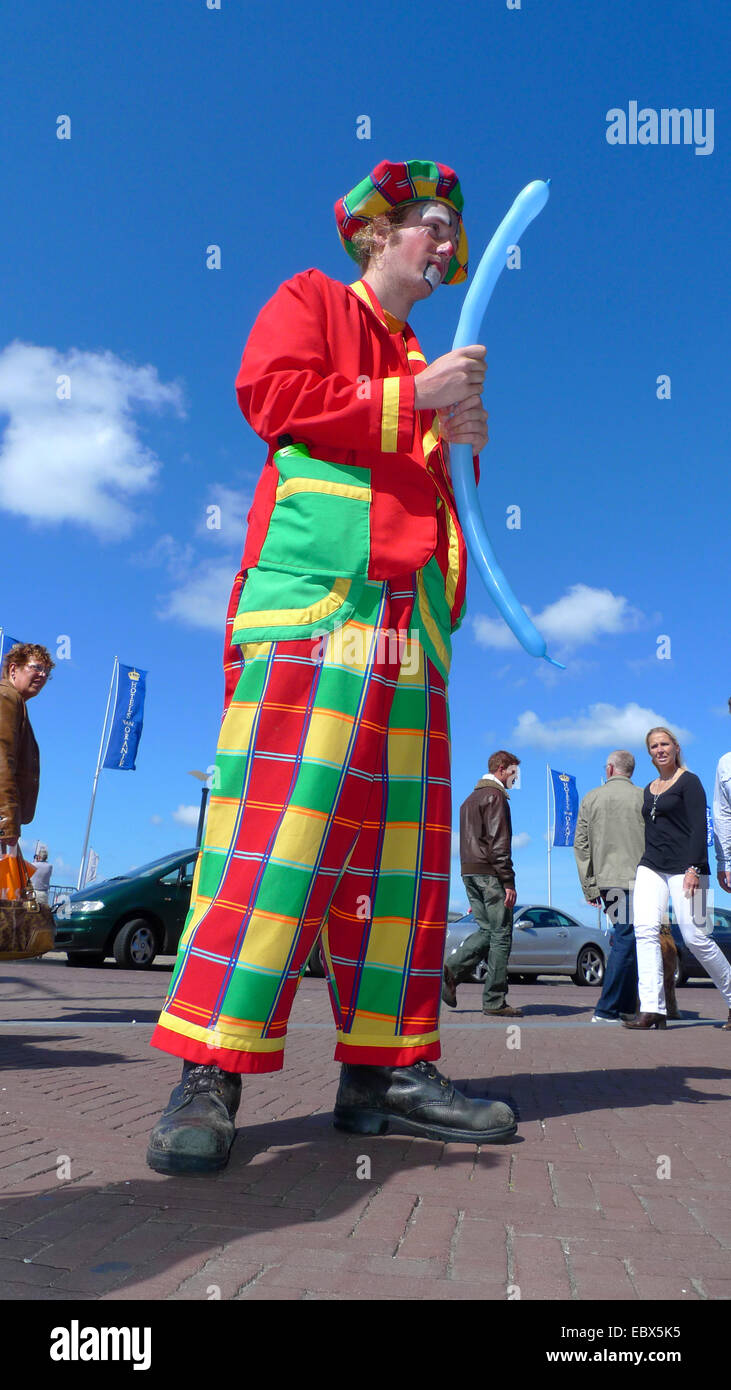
[147,159,518,1173]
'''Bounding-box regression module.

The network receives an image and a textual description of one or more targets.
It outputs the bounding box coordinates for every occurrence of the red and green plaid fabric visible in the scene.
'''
[150,576,452,1073]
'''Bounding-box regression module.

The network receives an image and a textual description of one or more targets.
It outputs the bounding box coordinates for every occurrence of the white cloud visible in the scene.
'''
[473,584,644,652]
[513,703,691,751]
[0,341,184,536]
[172,804,200,827]
[150,815,163,825]
[512,832,531,849]
[133,533,196,572]
[159,560,235,631]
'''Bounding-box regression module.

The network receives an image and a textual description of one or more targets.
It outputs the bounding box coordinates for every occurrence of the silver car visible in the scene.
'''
[445,904,609,986]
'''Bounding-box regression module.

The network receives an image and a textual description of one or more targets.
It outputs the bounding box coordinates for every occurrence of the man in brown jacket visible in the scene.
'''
[443,750,522,1017]
[0,643,54,851]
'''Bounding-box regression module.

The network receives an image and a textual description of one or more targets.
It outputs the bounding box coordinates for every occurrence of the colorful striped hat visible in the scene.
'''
[335,158,468,285]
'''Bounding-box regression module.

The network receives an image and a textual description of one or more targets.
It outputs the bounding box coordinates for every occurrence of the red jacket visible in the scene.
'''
[234,269,473,624]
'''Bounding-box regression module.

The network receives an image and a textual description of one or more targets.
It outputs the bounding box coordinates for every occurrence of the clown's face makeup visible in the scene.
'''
[399,203,460,289]
[362,199,462,319]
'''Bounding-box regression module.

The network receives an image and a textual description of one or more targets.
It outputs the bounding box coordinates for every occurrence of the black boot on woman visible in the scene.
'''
[623,1013,667,1030]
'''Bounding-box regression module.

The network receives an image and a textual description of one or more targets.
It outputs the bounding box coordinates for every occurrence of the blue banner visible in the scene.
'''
[551,768,579,847]
[0,632,22,666]
[102,664,147,771]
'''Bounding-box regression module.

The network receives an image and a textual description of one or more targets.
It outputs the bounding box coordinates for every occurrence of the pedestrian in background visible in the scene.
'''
[442,750,522,1018]
[713,695,731,896]
[30,847,53,904]
[0,644,54,854]
[625,726,731,1031]
[574,750,645,1023]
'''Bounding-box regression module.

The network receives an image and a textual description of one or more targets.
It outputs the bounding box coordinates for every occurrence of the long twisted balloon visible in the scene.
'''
[450,179,563,668]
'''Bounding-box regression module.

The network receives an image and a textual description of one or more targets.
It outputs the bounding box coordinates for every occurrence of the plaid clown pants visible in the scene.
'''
[150,576,452,1073]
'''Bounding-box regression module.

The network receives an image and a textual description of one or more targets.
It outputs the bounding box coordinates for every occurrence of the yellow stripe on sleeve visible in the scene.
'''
[381,377,400,452]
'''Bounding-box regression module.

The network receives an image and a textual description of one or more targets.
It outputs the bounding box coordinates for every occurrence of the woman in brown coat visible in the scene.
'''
[0,643,54,851]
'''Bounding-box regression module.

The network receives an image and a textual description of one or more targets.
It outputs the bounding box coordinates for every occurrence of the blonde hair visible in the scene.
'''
[645,726,686,773]
[350,204,415,271]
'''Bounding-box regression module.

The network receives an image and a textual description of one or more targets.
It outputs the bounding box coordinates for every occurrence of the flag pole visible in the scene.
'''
[77,657,118,890]
[546,763,552,907]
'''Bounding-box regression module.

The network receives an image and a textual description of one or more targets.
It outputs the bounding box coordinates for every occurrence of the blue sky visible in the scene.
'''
[2,0,729,919]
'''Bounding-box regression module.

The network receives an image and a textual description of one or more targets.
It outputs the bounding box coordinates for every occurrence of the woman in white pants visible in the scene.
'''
[625,727,731,1031]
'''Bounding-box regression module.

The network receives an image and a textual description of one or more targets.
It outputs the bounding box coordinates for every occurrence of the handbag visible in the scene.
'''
[0,851,55,960]
[0,851,34,901]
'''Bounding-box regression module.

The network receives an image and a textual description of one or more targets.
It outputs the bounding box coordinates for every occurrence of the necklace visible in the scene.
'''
[650,770,681,820]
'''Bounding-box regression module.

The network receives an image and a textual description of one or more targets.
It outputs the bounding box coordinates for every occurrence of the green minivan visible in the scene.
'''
[53,847,328,974]
[53,849,199,969]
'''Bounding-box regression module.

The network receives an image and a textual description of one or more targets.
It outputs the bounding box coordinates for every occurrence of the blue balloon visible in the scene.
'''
[450,179,564,668]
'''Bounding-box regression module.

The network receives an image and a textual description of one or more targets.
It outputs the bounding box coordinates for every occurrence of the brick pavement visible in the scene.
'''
[1,954,730,1304]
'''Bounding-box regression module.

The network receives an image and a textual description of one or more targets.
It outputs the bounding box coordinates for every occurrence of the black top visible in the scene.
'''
[639,770,710,876]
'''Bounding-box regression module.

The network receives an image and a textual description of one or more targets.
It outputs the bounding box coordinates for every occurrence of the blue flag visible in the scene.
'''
[0,632,22,666]
[707,806,714,849]
[102,664,147,771]
[551,769,579,847]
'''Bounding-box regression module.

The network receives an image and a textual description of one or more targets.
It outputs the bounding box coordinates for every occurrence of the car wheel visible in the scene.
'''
[472,960,488,983]
[112,919,158,970]
[673,959,688,988]
[573,945,605,986]
[66,952,106,967]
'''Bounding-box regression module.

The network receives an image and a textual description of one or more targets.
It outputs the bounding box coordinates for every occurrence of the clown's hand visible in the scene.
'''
[414,345,486,411]
[438,394,488,453]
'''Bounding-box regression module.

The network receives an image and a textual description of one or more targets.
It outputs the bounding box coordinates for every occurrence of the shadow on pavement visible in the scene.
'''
[1,1009,161,1025]
[448,1003,589,1018]
[0,1112,515,1300]
[0,973,67,998]
[456,1064,731,1120]
[0,1036,132,1068]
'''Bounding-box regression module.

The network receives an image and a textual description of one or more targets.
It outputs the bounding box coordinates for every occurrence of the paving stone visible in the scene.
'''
[511,1234,572,1300]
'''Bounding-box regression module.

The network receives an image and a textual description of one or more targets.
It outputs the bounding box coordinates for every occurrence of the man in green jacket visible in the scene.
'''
[573,750,645,1023]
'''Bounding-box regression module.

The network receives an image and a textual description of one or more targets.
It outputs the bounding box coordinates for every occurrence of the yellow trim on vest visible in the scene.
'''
[381,377,400,452]
[443,506,460,612]
[407,350,427,363]
[275,478,371,503]
[349,279,389,329]
[422,421,441,461]
[234,577,352,631]
[417,570,450,672]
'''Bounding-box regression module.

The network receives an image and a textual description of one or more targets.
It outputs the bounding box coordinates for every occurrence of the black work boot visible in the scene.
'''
[333,1060,517,1144]
[146,1062,242,1174]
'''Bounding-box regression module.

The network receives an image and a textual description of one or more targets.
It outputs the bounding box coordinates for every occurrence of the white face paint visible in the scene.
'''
[412,203,460,288]
[419,203,459,233]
